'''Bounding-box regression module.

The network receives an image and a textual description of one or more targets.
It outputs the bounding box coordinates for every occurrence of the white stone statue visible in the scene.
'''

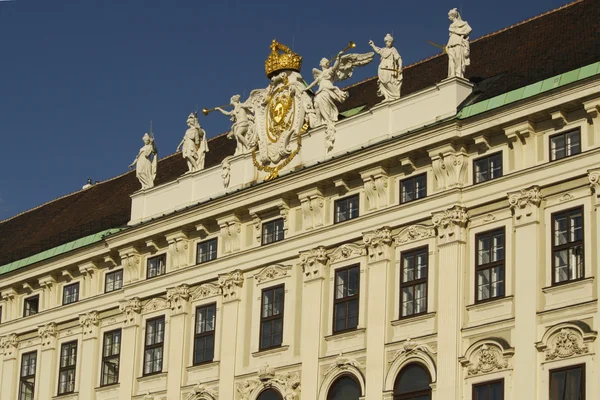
[214,95,257,156]
[304,49,374,152]
[447,8,472,78]
[129,133,157,190]
[177,112,208,173]
[369,34,402,101]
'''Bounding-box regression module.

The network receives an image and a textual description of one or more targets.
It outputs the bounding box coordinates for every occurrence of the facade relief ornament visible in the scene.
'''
[119,297,142,326]
[0,333,19,358]
[361,169,389,211]
[390,337,437,365]
[237,363,300,400]
[187,384,218,400]
[190,283,222,301]
[429,145,468,190]
[222,156,232,189]
[588,168,600,196]
[363,227,392,261]
[544,328,590,361]
[432,205,469,243]
[393,225,436,245]
[508,185,542,221]
[142,297,170,314]
[300,246,329,281]
[298,189,325,231]
[325,353,365,377]
[329,243,367,263]
[38,322,58,349]
[255,264,291,284]
[166,232,190,270]
[460,342,512,376]
[167,284,190,313]
[218,270,244,302]
[79,311,100,338]
[219,216,242,255]
[118,248,141,283]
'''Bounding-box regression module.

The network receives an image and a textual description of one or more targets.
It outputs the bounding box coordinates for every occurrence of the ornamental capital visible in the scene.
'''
[119,297,142,326]
[508,185,542,222]
[0,333,19,358]
[432,205,468,242]
[79,311,100,337]
[38,322,58,349]
[167,284,191,314]
[299,246,329,281]
[363,227,392,262]
[218,270,244,302]
[589,168,600,196]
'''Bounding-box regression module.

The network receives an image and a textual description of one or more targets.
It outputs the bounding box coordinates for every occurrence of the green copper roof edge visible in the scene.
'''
[0,228,125,276]
[458,61,600,119]
[340,105,366,118]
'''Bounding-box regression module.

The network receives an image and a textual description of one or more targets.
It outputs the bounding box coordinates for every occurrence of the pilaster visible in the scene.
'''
[360,166,389,212]
[217,270,244,400]
[1,288,18,321]
[431,205,468,400]
[508,185,543,400]
[363,227,392,400]
[428,144,468,191]
[0,334,19,400]
[37,323,59,400]
[299,247,329,400]
[118,297,142,400]
[166,284,191,399]
[78,311,100,399]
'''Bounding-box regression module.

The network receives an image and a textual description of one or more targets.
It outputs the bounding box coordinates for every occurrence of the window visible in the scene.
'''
[393,363,432,400]
[105,270,123,293]
[400,247,428,317]
[100,329,121,386]
[334,195,359,223]
[58,341,77,395]
[62,283,80,305]
[23,295,39,317]
[193,304,216,365]
[552,207,584,285]
[19,351,37,400]
[258,389,284,400]
[333,265,360,333]
[473,379,504,400]
[474,152,502,184]
[260,285,284,350]
[327,375,361,400]
[197,238,218,264]
[550,364,585,400]
[550,129,581,161]
[262,218,284,245]
[0,306,2,323]
[147,254,166,279]
[143,317,165,375]
[475,228,505,302]
[400,173,427,204]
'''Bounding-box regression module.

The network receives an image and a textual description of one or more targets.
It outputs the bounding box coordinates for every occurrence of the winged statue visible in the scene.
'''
[305,47,374,152]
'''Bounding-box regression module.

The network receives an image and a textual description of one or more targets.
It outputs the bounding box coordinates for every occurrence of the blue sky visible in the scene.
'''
[0,0,568,220]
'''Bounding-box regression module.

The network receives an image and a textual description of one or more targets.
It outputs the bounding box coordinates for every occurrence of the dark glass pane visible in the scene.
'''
[327,376,360,400]
[394,364,431,394]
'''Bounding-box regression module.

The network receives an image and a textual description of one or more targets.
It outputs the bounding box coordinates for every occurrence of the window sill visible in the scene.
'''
[466,295,513,311]
[543,277,593,293]
[187,360,219,373]
[325,327,365,341]
[391,312,435,325]
[53,393,78,400]
[137,371,167,383]
[95,383,120,392]
[252,345,289,358]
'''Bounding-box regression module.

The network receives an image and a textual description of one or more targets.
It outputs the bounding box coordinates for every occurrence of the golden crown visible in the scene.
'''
[265,39,302,77]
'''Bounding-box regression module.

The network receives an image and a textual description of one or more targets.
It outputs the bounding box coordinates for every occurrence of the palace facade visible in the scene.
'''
[1,1,600,400]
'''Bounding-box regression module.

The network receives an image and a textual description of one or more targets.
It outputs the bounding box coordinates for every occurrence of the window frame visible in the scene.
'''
[399,246,429,319]
[104,269,123,293]
[334,194,360,224]
[23,295,40,317]
[332,264,360,334]
[57,340,78,395]
[473,152,503,184]
[400,173,427,204]
[146,254,167,279]
[261,218,285,246]
[196,238,218,265]
[549,128,581,162]
[100,329,121,387]
[472,378,504,400]
[259,285,285,351]
[193,303,217,366]
[62,282,80,305]
[475,228,506,303]
[551,206,585,286]
[143,316,165,376]
[19,351,37,400]
[549,364,585,400]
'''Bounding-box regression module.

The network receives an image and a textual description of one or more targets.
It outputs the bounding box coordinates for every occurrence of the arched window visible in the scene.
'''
[393,363,432,400]
[257,389,283,400]
[327,375,361,400]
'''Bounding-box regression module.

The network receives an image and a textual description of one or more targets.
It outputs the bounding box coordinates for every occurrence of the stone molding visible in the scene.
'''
[363,227,392,262]
[299,246,329,281]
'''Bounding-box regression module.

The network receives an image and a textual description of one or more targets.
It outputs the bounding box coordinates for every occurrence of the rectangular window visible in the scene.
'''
[105,270,123,293]
[19,351,37,400]
[58,341,77,395]
[550,129,581,161]
[147,254,166,279]
[476,228,505,302]
[260,285,284,350]
[196,238,218,264]
[400,247,428,317]
[474,152,502,184]
[552,207,584,285]
[400,173,427,204]
[100,329,121,386]
[194,304,216,365]
[550,364,585,400]
[262,218,284,245]
[143,317,165,375]
[62,283,80,305]
[23,295,39,317]
[473,379,504,400]
[333,265,360,333]
[334,195,359,223]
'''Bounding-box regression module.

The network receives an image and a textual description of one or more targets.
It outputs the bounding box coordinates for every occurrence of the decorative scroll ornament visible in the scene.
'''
[256,264,291,283]
[190,283,222,300]
[38,323,58,348]
[258,363,276,381]
[432,205,469,241]
[546,328,589,360]
[466,344,509,375]
[237,363,301,400]
[589,168,600,194]
[390,337,437,365]
[363,227,392,260]
[300,246,329,280]
[0,334,19,357]
[508,185,542,212]
[393,225,436,245]
[218,270,244,302]
[119,297,142,326]
[79,311,100,337]
[186,384,218,400]
[329,243,367,262]
[142,297,170,313]
[167,284,190,313]
[325,353,365,377]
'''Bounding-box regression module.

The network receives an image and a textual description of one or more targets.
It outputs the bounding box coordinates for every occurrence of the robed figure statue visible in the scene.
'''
[177,112,209,172]
[129,133,158,190]
[447,8,472,79]
[369,34,402,101]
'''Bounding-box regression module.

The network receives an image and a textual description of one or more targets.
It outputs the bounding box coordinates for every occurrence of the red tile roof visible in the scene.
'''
[1,0,599,266]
